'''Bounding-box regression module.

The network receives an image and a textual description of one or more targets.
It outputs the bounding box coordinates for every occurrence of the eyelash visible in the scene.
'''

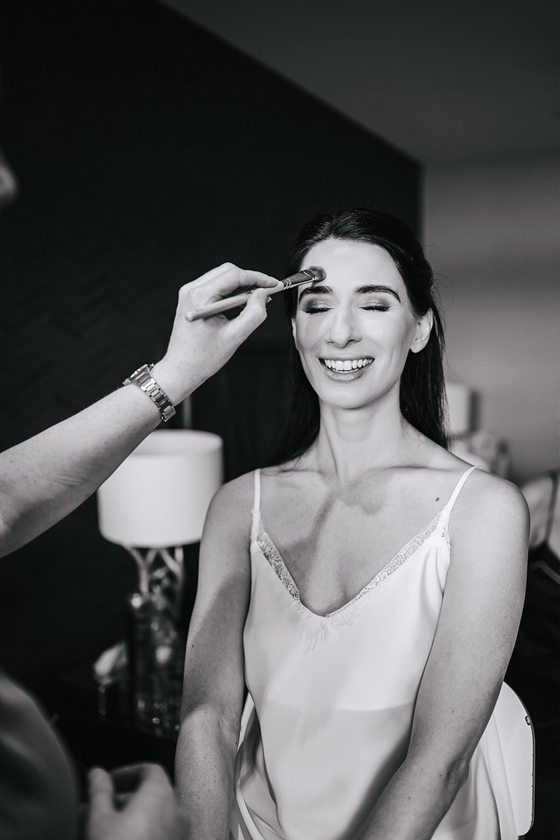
[302,304,390,315]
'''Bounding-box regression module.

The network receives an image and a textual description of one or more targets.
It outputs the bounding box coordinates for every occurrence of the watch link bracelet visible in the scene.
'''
[122,364,176,422]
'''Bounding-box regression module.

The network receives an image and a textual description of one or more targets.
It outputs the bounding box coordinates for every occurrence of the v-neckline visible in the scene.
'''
[254,507,446,621]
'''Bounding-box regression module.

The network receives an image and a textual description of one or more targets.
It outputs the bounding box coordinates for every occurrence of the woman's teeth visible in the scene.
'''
[322,358,373,372]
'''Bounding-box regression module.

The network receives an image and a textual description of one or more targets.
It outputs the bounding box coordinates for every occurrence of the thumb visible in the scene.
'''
[88,766,114,815]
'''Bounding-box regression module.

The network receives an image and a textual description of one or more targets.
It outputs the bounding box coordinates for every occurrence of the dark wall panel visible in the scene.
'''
[0,0,420,694]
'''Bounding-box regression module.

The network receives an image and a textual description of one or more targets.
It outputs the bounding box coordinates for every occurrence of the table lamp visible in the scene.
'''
[97,429,223,728]
[97,428,223,613]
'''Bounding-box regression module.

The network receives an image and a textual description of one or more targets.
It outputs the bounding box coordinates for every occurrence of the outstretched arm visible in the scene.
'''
[0,264,280,557]
[357,472,529,840]
[175,475,253,840]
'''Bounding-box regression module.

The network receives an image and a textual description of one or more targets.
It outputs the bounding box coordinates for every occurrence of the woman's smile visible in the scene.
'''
[319,356,375,380]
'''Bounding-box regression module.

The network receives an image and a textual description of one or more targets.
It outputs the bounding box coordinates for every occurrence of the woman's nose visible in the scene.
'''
[326,306,361,347]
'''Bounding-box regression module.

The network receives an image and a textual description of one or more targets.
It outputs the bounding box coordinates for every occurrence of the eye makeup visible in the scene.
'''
[298,283,401,303]
[298,283,400,314]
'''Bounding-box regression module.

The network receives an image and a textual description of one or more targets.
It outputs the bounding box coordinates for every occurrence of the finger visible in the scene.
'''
[88,766,114,815]
[187,262,239,288]
[187,264,281,303]
[110,762,169,793]
[235,268,282,290]
[112,764,174,815]
[225,287,269,343]
[190,262,280,290]
[113,792,133,810]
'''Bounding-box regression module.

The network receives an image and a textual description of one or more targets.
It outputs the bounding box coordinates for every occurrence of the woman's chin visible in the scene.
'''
[313,376,402,414]
[317,390,385,413]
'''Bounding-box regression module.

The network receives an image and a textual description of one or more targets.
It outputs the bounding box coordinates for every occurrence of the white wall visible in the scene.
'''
[424,155,559,484]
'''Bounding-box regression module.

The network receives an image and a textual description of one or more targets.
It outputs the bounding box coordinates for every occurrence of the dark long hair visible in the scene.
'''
[267,208,448,466]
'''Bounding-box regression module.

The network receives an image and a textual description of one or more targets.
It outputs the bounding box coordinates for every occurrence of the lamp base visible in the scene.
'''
[126,591,185,734]
[121,545,186,732]
[125,545,185,621]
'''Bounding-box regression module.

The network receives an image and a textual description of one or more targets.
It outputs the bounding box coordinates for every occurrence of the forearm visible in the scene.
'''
[356,753,468,840]
[175,706,238,840]
[0,265,278,559]
[0,383,162,557]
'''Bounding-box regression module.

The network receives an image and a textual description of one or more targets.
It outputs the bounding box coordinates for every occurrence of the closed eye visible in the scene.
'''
[301,304,332,314]
[301,302,390,314]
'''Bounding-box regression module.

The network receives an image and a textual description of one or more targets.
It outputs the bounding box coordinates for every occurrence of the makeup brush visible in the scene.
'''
[186,266,326,321]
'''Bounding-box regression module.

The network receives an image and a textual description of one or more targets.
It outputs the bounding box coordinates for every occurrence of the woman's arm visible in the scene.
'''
[357,472,529,840]
[175,475,253,840]
[0,265,279,557]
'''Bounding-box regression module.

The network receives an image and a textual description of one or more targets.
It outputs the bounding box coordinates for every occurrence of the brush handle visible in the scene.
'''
[186,266,325,321]
[186,291,254,320]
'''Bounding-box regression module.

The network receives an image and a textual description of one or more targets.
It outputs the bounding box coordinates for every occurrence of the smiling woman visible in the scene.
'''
[175,209,529,840]
[271,209,447,464]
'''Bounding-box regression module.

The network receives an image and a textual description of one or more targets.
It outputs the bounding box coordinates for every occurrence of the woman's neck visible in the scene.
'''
[310,395,422,484]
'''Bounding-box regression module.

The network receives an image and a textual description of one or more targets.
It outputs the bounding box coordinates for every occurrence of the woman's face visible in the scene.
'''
[293,238,432,412]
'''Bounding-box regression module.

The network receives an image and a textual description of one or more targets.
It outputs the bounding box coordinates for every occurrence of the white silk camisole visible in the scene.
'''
[230,466,517,840]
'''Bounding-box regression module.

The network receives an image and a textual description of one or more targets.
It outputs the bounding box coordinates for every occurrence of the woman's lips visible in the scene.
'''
[319,357,374,378]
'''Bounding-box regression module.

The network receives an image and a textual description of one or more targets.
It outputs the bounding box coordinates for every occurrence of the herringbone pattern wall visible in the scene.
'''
[0,0,420,695]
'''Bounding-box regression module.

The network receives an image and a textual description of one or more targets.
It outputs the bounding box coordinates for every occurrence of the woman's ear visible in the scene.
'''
[410,309,433,354]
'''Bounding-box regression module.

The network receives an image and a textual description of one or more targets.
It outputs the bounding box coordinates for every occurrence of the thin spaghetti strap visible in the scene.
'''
[444,465,478,512]
[250,469,262,543]
[544,470,559,542]
[439,466,478,544]
[253,469,262,512]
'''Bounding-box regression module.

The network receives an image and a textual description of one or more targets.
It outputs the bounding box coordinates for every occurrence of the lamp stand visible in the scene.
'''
[123,545,187,730]
[124,545,185,619]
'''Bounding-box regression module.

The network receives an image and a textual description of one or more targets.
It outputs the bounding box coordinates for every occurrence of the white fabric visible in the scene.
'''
[231,466,517,840]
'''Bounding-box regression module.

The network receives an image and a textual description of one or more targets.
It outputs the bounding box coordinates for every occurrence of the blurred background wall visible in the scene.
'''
[425,154,559,483]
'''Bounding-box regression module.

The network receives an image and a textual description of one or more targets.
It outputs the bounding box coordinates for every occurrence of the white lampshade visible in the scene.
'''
[97,430,223,548]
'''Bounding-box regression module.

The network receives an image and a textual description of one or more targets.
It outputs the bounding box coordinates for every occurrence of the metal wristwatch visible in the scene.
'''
[122,364,176,422]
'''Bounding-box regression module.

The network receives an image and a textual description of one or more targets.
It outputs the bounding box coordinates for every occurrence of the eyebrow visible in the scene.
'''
[299,284,401,303]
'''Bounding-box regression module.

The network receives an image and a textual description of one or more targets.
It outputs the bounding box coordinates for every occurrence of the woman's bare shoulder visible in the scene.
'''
[214,470,256,504]
[207,471,257,530]
[449,468,529,551]
[460,467,527,509]
[420,438,524,511]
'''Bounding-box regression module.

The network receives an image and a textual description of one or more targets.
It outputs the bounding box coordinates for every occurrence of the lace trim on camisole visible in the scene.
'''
[254,510,444,652]
[251,466,477,652]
